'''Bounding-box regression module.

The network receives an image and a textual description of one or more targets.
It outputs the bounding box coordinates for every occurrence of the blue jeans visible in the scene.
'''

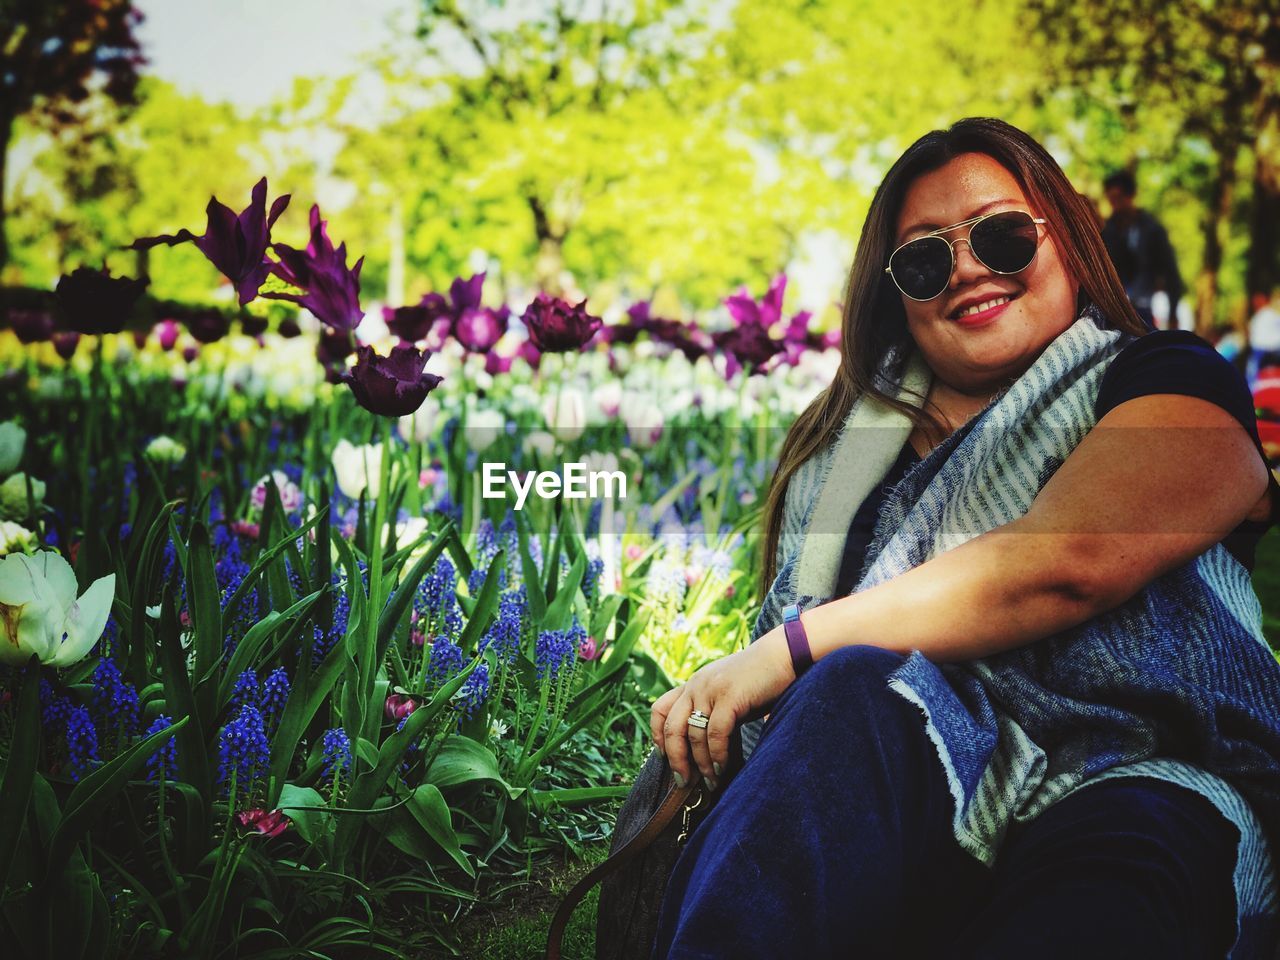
[652,646,1239,959]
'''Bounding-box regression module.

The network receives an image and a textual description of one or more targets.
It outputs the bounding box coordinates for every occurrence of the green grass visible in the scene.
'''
[457,842,610,960]
[1254,527,1280,649]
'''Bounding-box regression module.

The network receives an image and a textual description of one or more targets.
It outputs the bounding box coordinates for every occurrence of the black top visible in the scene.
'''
[833,331,1279,596]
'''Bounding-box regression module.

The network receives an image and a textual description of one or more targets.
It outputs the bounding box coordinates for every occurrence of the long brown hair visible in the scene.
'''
[758,117,1147,594]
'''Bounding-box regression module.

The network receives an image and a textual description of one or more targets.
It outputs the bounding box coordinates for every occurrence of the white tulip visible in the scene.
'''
[0,550,115,667]
[398,403,437,444]
[592,381,623,419]
[523,431,557,459]
[332,440,383,500]
[619,392,664,449]
[543,387,587,442]
[469,409,506,452]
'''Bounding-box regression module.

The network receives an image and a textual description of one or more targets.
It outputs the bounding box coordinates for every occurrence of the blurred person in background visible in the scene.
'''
[1102,169,1185,330]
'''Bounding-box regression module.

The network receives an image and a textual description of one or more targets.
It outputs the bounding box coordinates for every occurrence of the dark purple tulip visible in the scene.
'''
[132,178,290,306]
[516,338,542,371]
[384,293,449,342]
[156,319,181,351]
[131,329,149,349]
[484,351,513,376]
[9,308,55,344]
[265,206,364,333]
[182,344,200,363]
[340,343,444,417]
[711,323,784,378]
[54,267,148,335]
[185,309,232,344]
[455,305,509,353]
[52,331,80,360]
[277,317,302,339]
[241,313,268,337]
[724,274,786,330]
[520,293,602,353]
[318,328,355,365]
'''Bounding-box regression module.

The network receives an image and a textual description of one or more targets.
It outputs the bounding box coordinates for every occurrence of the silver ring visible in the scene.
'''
[687,710,710,730]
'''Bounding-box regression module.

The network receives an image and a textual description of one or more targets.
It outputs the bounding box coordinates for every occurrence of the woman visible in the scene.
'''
[649,118,1280,959]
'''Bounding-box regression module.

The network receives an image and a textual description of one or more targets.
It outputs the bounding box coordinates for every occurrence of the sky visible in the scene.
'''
[134,0,411,108]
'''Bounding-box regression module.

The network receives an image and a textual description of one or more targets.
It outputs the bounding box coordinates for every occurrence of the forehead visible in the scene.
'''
[895,153,1029,240]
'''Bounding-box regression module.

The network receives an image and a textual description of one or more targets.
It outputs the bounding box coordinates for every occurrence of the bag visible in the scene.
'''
[545,732,743,960]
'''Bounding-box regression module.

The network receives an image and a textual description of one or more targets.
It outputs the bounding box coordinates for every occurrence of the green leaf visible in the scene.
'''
[220,505,330,626]
[0,663,40,890]
[127,500,179,679]
[42,717,188,891]
[544,549,586,631]
[529,785,632,811]
[184,523,222,706]
[402,784,473,877]
[158,589,211,809]
[376,524,453,665]
[276,784,331,845]
[516,510,547,624]
[568,608,650,712]
[214,589,324,705]
[265,640,347,809]
[425,736,523,799]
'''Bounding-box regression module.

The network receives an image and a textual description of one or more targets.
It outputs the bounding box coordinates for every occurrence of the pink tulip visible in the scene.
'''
[236,808,290,837]
[385,693,419,721]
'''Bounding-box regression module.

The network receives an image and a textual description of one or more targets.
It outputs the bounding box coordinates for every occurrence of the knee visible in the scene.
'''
[799,644,907,701]
[762,645,908,736]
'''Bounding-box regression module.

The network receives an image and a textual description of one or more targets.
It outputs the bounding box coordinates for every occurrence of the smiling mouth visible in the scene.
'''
[950,293,1019,320]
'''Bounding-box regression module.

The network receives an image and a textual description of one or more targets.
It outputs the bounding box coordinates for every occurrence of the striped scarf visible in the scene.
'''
[745,311,1280,958]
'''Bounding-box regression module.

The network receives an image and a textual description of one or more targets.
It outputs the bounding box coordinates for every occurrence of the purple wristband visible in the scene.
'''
[781,603,813,677]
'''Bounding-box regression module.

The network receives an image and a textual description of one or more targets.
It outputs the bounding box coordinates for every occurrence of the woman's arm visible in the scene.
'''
[653,393,1270,788]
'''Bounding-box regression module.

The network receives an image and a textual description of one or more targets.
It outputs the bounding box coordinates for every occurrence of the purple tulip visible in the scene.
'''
[711,322,784,378]
[54,267,148,335]
[455,304,509,353]
[265,205,364,333]
[52,331,80,360]
[182,344,200,363]
[520,293,602,353]
[724,274,786,329]
[339,343,444,417]
[484,351,513,375]
[278,317,302,339]
[132,178,290,306]
[185,309,232,344]
[383,293,449,343]
[516,338,542,371]
[241,313,268,337]
[132,329,149,349]
[9,308,55,344]
[156,320,181,351]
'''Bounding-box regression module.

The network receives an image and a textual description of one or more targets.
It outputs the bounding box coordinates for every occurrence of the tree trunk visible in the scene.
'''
[1196,143,1236,333]
[1248,100,1280,298]
[0,112,11,280]
[527,194,565,293]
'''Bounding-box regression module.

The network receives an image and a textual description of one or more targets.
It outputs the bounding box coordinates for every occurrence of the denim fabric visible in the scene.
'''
[653,646,1238,960]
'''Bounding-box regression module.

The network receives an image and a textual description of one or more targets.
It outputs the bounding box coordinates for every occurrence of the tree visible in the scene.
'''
[0,0,145,275]
[1022,0,1280,326]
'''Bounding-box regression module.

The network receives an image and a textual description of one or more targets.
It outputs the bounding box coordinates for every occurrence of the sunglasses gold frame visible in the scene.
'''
[884,211,1048,302]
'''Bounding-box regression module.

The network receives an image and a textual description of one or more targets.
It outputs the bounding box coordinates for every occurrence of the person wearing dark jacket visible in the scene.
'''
[1102,169,1185,329]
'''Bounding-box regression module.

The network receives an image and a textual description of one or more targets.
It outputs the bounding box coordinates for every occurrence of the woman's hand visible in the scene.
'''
[649,627,794,790]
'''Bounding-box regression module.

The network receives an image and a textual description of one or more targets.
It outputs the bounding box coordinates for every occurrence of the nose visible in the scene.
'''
[948,238,988,289]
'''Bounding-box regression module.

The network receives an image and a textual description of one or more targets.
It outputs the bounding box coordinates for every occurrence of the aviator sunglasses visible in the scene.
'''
[884,210,1047,302]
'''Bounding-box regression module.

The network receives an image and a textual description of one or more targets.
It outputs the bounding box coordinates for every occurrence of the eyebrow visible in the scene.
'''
[898,198,1024,242]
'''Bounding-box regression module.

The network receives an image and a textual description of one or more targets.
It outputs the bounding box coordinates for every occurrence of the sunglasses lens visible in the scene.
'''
[970,211,1039,273]
[889,237,952,300]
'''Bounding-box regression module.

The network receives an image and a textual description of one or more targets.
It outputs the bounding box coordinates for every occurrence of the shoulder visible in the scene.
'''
[1096,330,1258,439]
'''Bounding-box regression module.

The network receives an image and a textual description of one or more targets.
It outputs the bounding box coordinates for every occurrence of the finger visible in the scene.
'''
[686,700,715,788]
[662,691,696,787]
[705,699,735,786]
[650,686,682,754]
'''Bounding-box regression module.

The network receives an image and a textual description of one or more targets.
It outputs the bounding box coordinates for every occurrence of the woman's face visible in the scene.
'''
[893,152,1078,398]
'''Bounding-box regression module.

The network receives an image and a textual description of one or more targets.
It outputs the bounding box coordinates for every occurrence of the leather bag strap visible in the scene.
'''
[544,780,695,960]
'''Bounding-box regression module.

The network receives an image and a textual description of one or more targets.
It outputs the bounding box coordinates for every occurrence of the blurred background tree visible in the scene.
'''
[3,0,1278,330]
[0,0,146,272]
